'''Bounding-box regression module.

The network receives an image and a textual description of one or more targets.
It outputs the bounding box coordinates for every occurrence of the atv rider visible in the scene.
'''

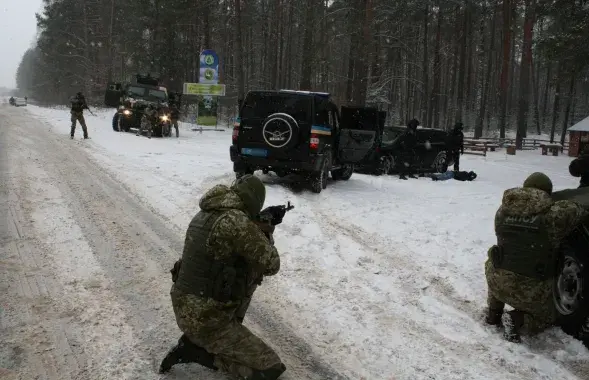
[70,92,89,139]
[484,172,587,342]
[159,175,286,380]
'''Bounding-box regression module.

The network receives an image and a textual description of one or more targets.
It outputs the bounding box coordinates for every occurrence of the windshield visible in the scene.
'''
[241,92,312,123]
[126,86,167,102]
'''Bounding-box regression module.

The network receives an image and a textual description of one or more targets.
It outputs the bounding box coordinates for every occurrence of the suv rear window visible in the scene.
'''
[241,92,312,123]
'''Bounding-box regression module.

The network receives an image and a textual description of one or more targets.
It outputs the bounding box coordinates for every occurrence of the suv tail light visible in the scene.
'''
[310,134,319,150]
[232,127,239,142]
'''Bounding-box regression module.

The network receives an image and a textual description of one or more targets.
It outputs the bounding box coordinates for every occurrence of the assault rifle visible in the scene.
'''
[256,202,294,226]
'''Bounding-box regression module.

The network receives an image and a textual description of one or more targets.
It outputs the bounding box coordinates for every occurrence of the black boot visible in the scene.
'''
[246,363,286,380]
[399,174,408,180]
[484,308,503,326]
[502,310,524,343]
[409,174,418,179]
[158,334,218,373]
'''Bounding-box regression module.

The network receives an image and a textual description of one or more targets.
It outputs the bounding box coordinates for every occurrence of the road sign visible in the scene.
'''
[182,83,226,96]
[199,50,219,84]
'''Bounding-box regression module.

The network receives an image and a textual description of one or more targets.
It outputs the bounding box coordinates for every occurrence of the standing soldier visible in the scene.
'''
[569,146,589,188]
[70,92,89,139]
[159,175,286,380]
[398,119,419,180]
[447,122,464,171]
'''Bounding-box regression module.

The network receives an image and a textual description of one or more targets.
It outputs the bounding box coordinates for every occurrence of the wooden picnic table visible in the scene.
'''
[540,143,561,156]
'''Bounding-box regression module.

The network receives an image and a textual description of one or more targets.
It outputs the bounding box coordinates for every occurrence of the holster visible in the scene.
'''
[489,245,503,269]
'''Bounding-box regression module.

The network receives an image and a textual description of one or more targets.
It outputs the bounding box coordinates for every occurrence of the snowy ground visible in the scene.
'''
[1,103,588,380]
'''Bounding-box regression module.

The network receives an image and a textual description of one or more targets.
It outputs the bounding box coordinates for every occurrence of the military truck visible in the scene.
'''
[104,74,181,137]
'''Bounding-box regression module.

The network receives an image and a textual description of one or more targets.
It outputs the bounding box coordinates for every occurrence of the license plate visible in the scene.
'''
[241,148,268,157]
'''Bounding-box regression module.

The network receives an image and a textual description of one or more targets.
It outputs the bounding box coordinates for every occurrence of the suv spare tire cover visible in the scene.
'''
[262,113,300,151]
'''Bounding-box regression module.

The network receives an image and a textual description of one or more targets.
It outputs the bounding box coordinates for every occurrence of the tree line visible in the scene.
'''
[15,0,589,145]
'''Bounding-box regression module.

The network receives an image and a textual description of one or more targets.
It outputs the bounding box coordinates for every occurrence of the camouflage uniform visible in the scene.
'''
[70,92,89,139]
[485,172,587,341]
[161,175,286,380]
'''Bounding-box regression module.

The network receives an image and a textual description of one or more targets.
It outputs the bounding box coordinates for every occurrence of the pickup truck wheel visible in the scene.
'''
[554,246,589,339]
[310,156,330,193]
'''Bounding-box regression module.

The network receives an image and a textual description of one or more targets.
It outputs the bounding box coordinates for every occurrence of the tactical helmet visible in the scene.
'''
[523,172,553,194]
[231,174,266,218]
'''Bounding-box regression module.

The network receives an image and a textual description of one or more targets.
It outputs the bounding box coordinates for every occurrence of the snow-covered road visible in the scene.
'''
[1,102,588,379]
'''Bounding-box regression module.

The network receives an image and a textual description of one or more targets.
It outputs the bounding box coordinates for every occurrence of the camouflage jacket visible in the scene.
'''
[204,185,280,275]
[486,187,586,312]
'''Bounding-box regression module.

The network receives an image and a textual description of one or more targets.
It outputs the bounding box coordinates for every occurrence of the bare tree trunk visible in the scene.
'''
[455,3,468,122]
[299,0,315,89]
[428,0,442,128]
[421,4,429,123]
[515,0,534,147]
[560,71,576,145]
[499,0,512,138]
[531,57,542,135]
[235,0,245,101]
[549,63,561,143]
[476,0,498,138]
[541,62,552,126]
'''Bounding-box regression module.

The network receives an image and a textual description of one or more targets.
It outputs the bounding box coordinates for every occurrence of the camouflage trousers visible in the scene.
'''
[70,111,88,138]
[485,257,557,334]
[170,285,282,378]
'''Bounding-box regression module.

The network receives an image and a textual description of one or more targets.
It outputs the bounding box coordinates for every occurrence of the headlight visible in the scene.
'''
[123,109,132,115]
[160,115,169,121]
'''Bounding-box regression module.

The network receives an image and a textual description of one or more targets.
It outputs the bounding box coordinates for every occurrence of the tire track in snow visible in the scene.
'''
[5,108,343,380]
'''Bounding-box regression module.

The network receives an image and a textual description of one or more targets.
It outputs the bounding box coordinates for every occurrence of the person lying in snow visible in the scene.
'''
[428,170,477,181]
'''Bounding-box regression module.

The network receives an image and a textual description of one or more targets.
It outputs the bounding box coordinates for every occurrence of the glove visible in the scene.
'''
[255,220,275,235]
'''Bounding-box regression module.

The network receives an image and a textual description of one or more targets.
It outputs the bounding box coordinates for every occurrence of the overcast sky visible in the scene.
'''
[0,1,43,89]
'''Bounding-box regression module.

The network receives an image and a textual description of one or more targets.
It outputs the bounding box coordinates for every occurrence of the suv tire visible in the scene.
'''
[433,151,449,173]
[554,244,589,341]
[113,113,121,131]
[310,153,331,193]
[331,164,353,181]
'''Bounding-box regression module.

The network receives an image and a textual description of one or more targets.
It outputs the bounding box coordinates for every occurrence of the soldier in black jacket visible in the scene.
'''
[447,122,464,171]
[569,146,589,188]
[398,119,419,180]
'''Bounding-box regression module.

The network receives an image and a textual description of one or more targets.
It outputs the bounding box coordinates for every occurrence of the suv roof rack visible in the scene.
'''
[279,89,330,98]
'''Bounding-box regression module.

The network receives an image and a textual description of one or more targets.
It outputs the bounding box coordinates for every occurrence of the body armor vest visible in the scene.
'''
[493,212,557,280]
[174,210,247,302]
